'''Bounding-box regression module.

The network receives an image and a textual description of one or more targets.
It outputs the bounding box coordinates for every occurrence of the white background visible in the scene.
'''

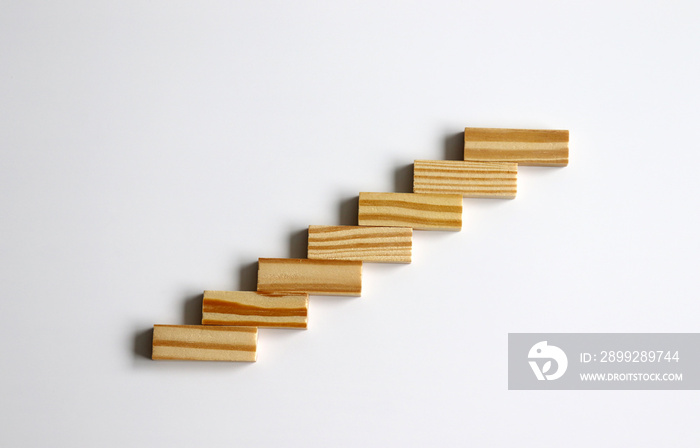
[2,1,699,446]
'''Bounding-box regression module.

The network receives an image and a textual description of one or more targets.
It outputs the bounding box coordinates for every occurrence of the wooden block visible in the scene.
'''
[413,160,518,199]
[202,290,308,329]
[152,325,257,362]
[258,258,362,296]
[358,192,462,231]
[464,127,569,166]
[308,225,412,263]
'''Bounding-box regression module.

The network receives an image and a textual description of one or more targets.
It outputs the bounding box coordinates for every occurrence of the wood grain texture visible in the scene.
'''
[202,290,309,329]
[152,324,257,361]
[464,127,569,166]
[358,192,462,231]
[308,225,412,263]
[413,159,518,199]
[257,258,362,296]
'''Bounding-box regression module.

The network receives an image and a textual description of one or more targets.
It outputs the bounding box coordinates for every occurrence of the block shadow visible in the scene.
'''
[239,261,258,291]
[338,196,359,226]
[444,131,464,160]
[183,293,204,324]
[394,163,414,193]
[289,228,308,259]
[133,327,153,359]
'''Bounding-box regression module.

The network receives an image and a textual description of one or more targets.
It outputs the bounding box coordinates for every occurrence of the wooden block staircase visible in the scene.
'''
[150,126,569,361]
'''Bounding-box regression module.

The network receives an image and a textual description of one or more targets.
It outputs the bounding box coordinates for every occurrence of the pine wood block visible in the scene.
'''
[151,325,257,362]
[308,225,412,263]
[413,159,518,199]
[257,258,362,296]
[464,127,569,166]
[202,290,308,329]
[358,192,462,231]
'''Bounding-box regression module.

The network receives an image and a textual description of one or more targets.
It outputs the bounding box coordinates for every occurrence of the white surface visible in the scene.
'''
[2,1,700,446]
